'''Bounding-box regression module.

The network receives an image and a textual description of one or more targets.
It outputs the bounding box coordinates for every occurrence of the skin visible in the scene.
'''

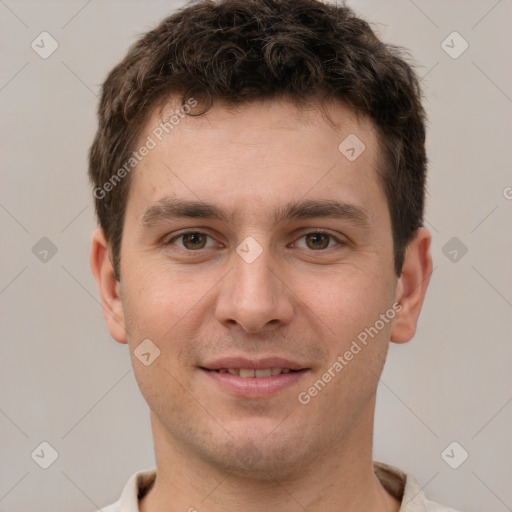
[91,97,432,512]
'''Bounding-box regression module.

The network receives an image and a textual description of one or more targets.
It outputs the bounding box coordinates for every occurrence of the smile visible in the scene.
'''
[200,367,308,398]
[207,368,298,377]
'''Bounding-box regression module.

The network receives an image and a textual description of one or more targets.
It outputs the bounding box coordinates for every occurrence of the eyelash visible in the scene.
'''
[164,229,345,251]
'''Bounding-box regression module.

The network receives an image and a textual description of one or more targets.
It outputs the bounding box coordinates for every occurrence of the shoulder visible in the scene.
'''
[92,468,157,512]
[373,461,462,512]
[95,505,120,512]
[424,499,461,512]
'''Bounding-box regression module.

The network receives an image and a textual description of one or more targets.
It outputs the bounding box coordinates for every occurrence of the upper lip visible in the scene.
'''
[201,357,308,371]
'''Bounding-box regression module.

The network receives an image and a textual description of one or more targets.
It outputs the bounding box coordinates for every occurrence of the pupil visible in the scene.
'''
[308,233,328,249]
[185,233,204,249]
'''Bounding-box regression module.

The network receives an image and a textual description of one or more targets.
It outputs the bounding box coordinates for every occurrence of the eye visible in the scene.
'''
[293,231,342,250]
[165,231,217,250]
[164,230,343,252]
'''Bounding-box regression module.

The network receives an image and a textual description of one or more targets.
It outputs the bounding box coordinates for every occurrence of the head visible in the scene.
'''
[90,0,431,481]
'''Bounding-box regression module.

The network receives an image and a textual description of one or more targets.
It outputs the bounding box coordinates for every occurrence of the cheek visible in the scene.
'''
[300,265,391,336]
[300,270,393,403]
[121,260,204,337]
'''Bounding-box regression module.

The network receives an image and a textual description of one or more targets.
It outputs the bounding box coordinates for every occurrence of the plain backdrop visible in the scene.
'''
[1,1,511,511]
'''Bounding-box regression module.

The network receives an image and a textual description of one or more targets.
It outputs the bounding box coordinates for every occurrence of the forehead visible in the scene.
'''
[145,95,377,149]
[125,96,385,226]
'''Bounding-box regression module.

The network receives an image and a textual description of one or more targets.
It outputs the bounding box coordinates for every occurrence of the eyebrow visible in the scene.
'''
[141,197,370,229]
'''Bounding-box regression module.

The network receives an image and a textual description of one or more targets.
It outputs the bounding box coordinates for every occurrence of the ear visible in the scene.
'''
[390,227,432,344]
[90,227,127,344]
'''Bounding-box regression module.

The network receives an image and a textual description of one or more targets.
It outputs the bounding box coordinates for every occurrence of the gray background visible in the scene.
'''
[1,1,511,511]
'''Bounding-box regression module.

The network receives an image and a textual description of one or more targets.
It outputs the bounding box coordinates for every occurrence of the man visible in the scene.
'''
[89,0,458,510]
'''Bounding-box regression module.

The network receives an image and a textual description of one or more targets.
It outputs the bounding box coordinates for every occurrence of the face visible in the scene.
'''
[94,98,416,478]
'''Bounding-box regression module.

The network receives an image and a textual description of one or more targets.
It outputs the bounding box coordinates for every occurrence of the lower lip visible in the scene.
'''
[200,369,308,398]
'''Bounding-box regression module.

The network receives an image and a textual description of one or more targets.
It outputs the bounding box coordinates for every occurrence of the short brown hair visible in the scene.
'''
[88,0,427,280]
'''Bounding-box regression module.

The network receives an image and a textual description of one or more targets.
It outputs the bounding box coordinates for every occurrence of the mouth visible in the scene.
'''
[199,358,309,397]
[201,367,301,377]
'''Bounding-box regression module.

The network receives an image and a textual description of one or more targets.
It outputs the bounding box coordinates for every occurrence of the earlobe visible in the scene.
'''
[90,227,127,344]
[390,227,433,344]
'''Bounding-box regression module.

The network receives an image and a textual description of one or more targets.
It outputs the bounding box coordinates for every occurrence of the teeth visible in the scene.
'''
[215,368,295,377]
[255,368,272,378]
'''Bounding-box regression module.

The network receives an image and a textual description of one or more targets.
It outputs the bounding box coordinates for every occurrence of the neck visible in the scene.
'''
[140,405,400,512]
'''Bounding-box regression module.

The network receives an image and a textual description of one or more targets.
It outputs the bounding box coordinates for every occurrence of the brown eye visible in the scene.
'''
[305,233,331,250]
[181,232,207,250]
[166,231,216,250]
[293,231,342,251]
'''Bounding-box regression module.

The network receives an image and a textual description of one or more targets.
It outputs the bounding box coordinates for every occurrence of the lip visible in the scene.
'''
[201,356,307,371]
[199,356,310,398]
[200,368,309,398]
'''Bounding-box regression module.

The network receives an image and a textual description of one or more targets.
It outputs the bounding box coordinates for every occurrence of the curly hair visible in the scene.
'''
[88,0,427,280]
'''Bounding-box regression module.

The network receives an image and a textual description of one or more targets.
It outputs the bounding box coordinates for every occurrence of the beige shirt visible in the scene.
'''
[97,462,460,512]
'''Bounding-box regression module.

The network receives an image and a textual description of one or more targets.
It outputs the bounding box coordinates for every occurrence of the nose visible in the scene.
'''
[214,243,294,334]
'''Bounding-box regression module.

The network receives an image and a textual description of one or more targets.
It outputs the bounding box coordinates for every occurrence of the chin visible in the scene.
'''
[209,449,297,481]
[199,429,312,481]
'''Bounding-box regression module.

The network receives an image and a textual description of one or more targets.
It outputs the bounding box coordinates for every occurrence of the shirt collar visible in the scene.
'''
[374,461,429,511]
[113,462,431,512]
